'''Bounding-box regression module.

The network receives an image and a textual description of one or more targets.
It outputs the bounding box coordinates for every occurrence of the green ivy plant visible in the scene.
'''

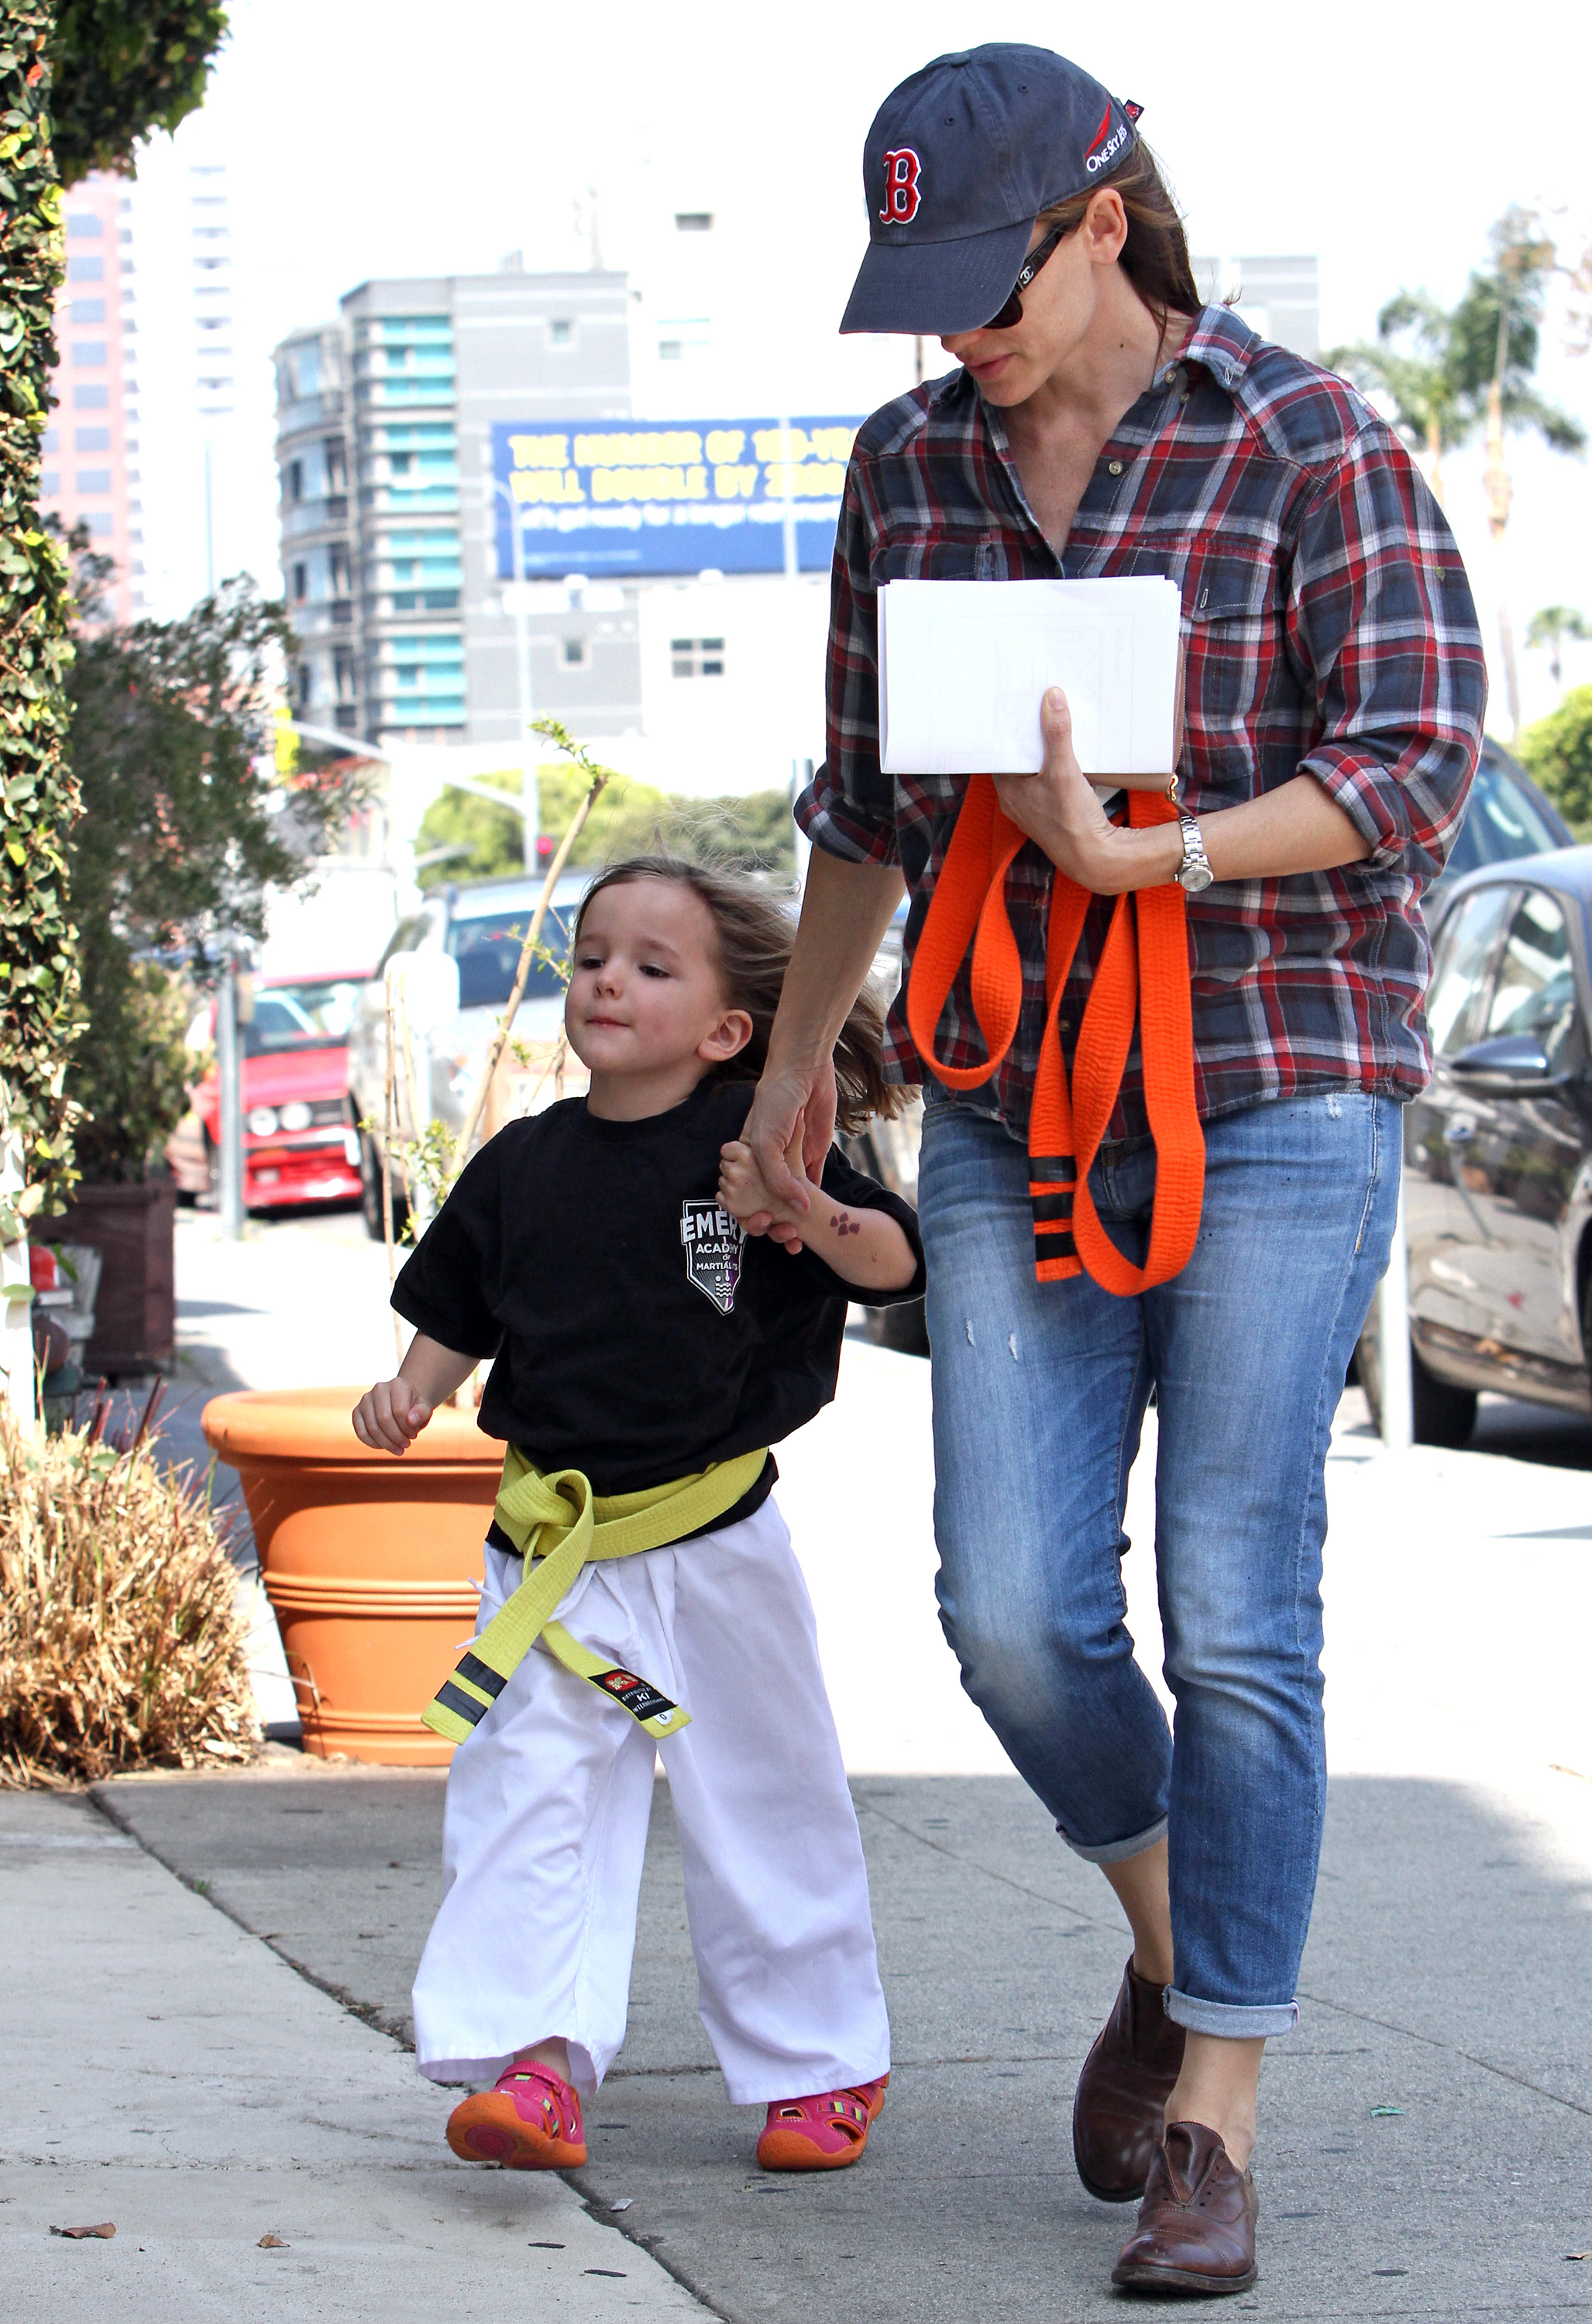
[0,10,81,1243]
[1,2,232,1244]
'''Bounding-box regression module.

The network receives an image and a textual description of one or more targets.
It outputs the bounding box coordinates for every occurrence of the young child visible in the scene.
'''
[352,856,923,2175]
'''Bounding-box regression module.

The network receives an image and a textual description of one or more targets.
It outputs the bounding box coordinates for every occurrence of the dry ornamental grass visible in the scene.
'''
[0,1405,259,1787]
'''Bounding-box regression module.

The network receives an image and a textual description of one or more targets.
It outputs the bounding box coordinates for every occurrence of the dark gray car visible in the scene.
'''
[1358,842,1592,1443]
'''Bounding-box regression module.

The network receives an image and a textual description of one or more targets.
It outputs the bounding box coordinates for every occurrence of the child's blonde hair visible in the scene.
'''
[576,855,906,1132]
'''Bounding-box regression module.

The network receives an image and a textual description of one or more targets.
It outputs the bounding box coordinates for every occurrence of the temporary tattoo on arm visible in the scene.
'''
[831,1210,862,1237]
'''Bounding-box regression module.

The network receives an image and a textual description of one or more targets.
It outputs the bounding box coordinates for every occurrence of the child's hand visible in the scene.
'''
[720,1129,812,1250]
[352,1376,434,1456]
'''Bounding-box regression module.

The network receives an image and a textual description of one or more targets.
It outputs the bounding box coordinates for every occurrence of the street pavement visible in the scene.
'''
[6,1199,1590,2321]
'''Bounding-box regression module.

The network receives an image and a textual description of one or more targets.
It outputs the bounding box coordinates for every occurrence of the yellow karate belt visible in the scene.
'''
[422,1442,768,1747]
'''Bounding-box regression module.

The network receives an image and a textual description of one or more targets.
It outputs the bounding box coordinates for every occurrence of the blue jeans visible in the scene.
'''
[918,1090,1399,2037]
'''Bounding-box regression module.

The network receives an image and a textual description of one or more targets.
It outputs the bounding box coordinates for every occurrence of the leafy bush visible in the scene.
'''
[64,576,365,1177]
[48,2,229,186]
[0,1404,258,1786]
[1515,685,1592,838]
[70,962,196,1183]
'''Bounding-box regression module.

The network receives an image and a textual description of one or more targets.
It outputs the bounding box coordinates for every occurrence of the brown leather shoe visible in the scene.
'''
[1112,2120,1260,2296]
[1071,1955,1185,2201]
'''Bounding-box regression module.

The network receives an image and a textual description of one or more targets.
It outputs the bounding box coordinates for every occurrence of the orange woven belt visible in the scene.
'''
[906,777,1205,1294]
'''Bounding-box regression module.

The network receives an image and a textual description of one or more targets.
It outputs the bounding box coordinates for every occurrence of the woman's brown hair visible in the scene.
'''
[575,855,906,1132]
[1037,138,1201,341]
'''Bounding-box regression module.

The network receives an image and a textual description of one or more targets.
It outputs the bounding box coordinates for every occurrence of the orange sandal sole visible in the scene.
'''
[445,2089,587,2170]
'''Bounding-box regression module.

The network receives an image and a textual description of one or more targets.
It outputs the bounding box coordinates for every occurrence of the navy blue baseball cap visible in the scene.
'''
[841,45,1143,336]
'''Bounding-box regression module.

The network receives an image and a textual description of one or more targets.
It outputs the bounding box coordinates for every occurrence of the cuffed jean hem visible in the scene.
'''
[1057,1814,1168,1867]
[1165,1989,1301,2039]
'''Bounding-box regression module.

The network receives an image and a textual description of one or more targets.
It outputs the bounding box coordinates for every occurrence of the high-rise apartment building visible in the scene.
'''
[40,172,145,623]
[119,145,263,619]
[274,266,637,750]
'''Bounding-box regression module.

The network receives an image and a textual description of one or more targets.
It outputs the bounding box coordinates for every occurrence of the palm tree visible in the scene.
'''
[1525,606,1590,694]
[1328,293,1473,507]
[1331,211,1585,736]
[1460,211,1585,732]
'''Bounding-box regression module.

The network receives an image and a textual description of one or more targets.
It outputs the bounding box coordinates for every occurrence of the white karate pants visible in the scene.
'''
[411,1494,890,2106]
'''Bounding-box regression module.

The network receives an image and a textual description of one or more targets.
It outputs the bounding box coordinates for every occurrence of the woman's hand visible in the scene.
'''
[352,1375,434,1456]
[993,688,1182,895]
[739,1054,837,1233]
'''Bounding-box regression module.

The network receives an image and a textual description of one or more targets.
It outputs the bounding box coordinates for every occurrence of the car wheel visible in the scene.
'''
[1356,1319,1477,1448]
[359,1129,408,1243]
[863,1296,930,1356]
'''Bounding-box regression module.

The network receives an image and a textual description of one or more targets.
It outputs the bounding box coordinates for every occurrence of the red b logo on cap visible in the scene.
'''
[879,147,923,224]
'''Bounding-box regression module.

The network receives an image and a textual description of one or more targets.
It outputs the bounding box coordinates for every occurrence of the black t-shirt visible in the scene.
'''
[391,1079,925,1495]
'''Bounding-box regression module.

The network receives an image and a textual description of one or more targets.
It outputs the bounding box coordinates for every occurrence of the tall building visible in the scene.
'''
[40,173,145,623]
[187,160,237,594]
[1190,256,1320,360]
[273,266,637,750]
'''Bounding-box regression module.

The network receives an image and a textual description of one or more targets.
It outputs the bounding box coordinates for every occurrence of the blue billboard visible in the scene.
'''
[491,415,861,580]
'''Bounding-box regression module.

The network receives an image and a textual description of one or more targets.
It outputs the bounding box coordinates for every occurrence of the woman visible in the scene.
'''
[741,41,1484,2298]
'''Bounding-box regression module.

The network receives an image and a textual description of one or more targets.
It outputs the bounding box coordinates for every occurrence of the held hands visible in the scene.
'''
[352,1377,434,1456]
[736,1055,837,1227]
[719,1127,813,1254]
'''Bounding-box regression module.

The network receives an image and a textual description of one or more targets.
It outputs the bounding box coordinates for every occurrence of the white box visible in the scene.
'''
[879,576,1182,784]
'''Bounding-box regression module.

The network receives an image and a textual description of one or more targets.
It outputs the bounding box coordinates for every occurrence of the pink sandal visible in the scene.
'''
[756,2073,889,2171]
[446,2059,587,2169]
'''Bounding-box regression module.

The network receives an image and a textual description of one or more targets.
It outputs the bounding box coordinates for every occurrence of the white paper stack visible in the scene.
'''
[879,576,1182,782]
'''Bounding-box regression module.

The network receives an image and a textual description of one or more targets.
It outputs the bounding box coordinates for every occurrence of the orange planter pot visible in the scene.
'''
[201,1386,503,1765]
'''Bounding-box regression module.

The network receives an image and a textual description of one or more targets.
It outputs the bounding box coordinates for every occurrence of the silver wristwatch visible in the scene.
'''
[1176,813,1214,894]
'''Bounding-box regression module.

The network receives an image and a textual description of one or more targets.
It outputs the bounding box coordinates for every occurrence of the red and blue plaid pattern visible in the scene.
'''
[796,305,1487,1140]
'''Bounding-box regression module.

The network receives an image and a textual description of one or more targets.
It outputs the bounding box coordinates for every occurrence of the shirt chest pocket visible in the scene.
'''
[1181,552,1277,732]
[872,530,1015,584]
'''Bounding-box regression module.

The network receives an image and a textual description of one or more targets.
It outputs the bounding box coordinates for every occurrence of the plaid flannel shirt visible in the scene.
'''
[796,305,1487,1141]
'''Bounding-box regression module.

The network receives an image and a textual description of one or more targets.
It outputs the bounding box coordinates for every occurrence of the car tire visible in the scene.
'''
[1356,1319,1477,1448]
[863,1295,930,1356]
[359,1129,408,1243]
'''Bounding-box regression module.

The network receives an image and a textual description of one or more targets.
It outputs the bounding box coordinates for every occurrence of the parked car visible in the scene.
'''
[1426,737,1572,903]
[846,743,1573,1366]
[166,971,367,1211]
[1358,842,1592,1442]
[347,872,589,1239]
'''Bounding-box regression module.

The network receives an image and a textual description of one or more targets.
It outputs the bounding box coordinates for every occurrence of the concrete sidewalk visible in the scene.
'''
[10,1755,1585,2323]
[1,1784,707,2322]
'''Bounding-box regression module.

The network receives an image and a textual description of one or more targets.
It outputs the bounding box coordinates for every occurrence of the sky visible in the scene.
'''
[132,0,1592,731]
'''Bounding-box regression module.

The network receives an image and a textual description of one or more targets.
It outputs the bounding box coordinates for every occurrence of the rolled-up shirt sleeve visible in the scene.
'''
[1289,422,1486,882]
[794,457,900,868]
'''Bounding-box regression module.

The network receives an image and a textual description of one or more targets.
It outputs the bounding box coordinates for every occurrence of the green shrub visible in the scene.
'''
[1516,686,1592,839]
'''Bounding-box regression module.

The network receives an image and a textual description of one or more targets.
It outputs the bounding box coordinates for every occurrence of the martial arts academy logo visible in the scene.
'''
[680,1198,745,1315]
[879,146,923,222]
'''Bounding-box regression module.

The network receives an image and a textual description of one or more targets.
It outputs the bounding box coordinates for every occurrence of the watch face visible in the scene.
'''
[1181,861,1215,893]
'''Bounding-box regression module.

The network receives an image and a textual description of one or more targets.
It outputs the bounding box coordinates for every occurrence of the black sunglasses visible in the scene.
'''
[982,223,1069,332]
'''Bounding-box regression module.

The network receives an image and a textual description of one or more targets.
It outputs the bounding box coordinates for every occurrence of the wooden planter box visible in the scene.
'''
[43,1179,177,1377]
